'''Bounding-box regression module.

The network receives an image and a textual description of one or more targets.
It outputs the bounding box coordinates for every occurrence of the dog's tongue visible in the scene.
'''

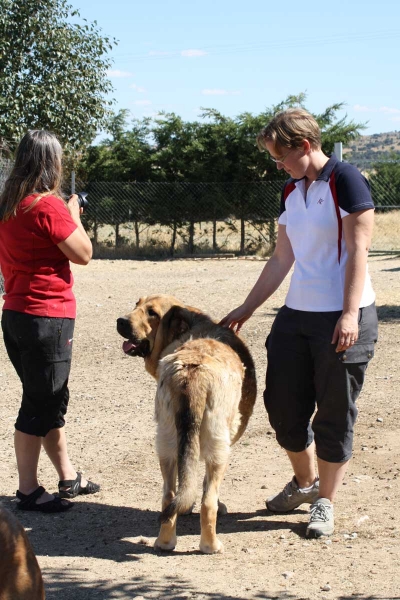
[122,340,137,354]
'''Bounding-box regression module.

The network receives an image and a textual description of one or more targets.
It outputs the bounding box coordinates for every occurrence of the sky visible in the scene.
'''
[74,0,400,138]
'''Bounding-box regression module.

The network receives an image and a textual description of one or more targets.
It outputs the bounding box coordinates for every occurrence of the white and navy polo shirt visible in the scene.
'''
[278,154,375,312]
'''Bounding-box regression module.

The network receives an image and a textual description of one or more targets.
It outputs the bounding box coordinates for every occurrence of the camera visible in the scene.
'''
[77,191,89,210]
[68,192,89,210]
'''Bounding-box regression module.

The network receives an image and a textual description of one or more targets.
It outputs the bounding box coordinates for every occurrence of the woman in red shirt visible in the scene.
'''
[0,130,100,512]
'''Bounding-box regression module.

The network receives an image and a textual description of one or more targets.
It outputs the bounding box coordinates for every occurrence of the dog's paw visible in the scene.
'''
[199,538,224,554]
[154,536,177,552]
[217,500,228,516]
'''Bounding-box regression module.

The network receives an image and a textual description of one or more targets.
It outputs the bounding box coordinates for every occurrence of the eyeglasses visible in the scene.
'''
[268,149,292,164]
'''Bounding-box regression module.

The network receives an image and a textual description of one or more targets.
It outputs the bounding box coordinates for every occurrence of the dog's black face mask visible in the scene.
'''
[116,317,151,357]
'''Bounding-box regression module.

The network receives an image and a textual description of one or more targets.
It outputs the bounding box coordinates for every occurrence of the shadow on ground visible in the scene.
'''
[0,496,309,563]
[5,497,398,599]
[377,304,400,321]
[41,567,400,600]
[381,266,400,272]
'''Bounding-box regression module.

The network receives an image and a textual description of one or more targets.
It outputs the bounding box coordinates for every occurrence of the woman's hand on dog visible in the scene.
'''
[219,304,254,333]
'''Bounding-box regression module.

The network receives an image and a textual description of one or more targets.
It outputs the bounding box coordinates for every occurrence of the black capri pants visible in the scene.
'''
[2,310,75,437]
[264,303,378,463]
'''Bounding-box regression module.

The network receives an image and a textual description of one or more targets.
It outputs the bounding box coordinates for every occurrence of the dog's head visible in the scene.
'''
[117,295,199,361]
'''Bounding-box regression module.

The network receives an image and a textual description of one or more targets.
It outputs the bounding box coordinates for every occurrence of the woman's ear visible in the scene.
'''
[302,139,312,154]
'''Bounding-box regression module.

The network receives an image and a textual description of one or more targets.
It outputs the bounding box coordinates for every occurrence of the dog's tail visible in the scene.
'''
[159,386,205,523]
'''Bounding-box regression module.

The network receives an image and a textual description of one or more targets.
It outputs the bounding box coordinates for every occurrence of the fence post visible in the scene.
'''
[334,142,343,162]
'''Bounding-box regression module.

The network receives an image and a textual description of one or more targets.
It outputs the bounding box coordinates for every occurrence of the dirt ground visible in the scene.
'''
[1,254,400,600]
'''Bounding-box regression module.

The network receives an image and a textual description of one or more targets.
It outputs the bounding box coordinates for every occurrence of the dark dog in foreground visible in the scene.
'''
[0,506,45,599]
[117,294,257,554]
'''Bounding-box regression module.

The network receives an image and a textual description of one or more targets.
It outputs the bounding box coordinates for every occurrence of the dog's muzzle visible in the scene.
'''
[117,317,132,339]
[116,317,150,357]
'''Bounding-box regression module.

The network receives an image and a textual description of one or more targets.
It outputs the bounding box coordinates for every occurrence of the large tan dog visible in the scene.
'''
[0,506,45,600]
[117,294,257,554]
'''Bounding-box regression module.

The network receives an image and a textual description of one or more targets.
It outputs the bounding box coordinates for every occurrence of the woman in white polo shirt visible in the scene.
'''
[220,108,378,538]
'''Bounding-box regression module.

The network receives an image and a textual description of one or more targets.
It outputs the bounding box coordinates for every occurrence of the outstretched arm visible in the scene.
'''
[220,224,294,332]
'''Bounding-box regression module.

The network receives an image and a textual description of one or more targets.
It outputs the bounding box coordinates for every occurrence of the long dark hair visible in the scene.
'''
[0,130,64,222]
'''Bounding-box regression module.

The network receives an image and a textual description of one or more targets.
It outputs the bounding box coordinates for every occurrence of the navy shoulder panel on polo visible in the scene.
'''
[318,155,374,213]
[332,160,374,213]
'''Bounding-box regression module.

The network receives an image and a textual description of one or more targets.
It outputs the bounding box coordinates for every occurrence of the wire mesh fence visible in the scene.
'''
[74,178,400,257]
[75,181,282,257]
[0,156,11,191]
[367,175,400,252]
[0,158,12,293]
[0,150,399,274]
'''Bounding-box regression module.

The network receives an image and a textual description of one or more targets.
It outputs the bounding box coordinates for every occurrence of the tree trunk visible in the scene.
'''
[213,219,217,251]
[170,222,177,256]
[92,218,98,246]
[188,220,195,254]
[240,217,245,254]
[115,222,120,247]
[134,221,140,248]
[269,218,277,251]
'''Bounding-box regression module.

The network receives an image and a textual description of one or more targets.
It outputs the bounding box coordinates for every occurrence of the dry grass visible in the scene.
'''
[88,212,400,258]
[90,220,276,258]
[373,209,400,251]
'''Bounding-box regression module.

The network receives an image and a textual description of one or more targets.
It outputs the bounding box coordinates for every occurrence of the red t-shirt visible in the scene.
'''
[0,194,78,318]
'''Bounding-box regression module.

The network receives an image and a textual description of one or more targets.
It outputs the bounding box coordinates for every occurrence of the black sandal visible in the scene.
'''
[58,472,100,499]
[16,486,73,513]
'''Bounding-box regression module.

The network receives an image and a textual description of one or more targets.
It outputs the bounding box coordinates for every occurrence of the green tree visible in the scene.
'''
[0,0,116,153]
[81,94,366,255]
[81,113,154,182]
[79,111,156,249]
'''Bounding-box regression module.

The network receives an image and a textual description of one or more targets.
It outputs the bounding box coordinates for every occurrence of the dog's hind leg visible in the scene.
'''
[202,475,227,516]
[154,458,178,551]
[199,461,227,554]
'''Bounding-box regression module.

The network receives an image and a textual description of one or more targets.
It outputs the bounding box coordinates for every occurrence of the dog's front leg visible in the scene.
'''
[154,457,177,551]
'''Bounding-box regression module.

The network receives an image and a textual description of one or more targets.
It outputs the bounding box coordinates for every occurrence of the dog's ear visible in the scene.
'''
[162,306,192,343]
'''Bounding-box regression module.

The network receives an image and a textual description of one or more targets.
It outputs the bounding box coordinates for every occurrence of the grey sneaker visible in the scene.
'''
[266,476,319,512]
[306,498,334,538]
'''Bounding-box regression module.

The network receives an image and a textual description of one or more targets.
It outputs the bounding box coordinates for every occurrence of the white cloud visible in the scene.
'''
[181,49,207,57]
[353,104,373,112]
[130,84,146,93]
[201,89,241,96]
[353,104,400,115]
[134,100,152,106]
[379,106,400,115]
[107,69,134,78]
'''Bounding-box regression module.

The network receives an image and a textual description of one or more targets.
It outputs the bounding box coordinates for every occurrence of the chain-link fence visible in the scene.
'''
[75,181,282,258]
[0,154,399,276]
[0,157,12,293]
[0,156,11,190]
[75,178,400,258]
[367,175,400,252]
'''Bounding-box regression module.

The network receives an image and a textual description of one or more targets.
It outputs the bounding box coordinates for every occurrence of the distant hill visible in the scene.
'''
[343,131,400,169]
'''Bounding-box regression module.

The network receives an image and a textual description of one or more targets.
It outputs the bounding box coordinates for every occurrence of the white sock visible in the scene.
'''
[299,483,315,492]
[298,477,318,492]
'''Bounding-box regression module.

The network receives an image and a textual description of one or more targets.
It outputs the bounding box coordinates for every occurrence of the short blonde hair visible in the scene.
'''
[257,108,321,152]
